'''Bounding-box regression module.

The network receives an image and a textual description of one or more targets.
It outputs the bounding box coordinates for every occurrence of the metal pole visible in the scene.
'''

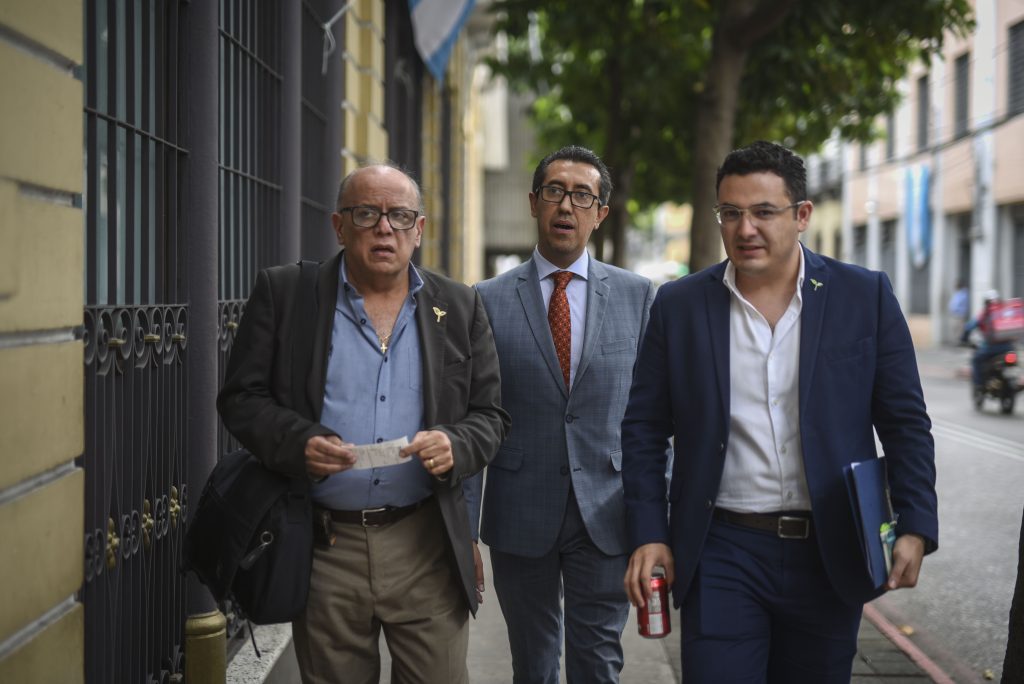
[183,0,226,679]
[281,0,302,263]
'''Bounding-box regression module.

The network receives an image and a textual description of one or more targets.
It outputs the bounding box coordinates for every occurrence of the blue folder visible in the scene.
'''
[844,457,897,589]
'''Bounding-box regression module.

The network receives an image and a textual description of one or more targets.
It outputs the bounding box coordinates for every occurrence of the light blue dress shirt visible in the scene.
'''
[312,258,432,510]
[534,248,589,388]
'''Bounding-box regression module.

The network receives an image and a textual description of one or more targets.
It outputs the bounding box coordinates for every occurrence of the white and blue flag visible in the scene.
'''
[409,0,476,81]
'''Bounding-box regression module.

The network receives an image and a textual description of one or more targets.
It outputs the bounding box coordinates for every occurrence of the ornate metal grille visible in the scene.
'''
[81,1,189,682]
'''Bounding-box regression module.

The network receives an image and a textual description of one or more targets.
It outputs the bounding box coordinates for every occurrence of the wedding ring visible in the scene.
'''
[428,458,435,469]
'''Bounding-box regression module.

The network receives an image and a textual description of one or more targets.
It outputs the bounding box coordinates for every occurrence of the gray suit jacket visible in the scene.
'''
[476,256,654,557]
[218,252,510,614]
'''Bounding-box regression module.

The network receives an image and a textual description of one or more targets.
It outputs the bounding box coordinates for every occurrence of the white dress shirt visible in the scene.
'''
[716,249,812,513]
[535,248,588,388]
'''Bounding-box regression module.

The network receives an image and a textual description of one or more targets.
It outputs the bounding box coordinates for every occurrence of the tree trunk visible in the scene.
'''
[688,10,751,273]
[688,0,798,273]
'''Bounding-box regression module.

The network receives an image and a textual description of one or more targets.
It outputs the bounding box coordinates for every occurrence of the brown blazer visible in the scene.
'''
[218,251,510,613]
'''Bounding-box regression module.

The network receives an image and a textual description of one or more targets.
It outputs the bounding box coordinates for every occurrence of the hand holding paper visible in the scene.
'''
[401,429,454,476]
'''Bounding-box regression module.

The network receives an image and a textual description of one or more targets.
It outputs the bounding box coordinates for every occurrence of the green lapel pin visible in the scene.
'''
[810,278,823,291]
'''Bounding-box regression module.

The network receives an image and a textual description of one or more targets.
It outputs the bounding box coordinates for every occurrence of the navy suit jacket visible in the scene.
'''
[621,246,938,607]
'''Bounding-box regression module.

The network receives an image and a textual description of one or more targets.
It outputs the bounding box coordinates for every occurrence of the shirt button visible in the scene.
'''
[360,318,366,324]
[373,478,380,485]
[380,395,386,402]
[781,446,788,454]
[560,465,569,475]
[565,415,574,424]
[786,491,794,500]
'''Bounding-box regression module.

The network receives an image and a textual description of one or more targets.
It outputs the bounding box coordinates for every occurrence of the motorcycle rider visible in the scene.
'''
[961,289,1015,388]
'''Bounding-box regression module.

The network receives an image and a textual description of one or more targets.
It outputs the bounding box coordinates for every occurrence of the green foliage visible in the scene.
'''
[488,0,973,207]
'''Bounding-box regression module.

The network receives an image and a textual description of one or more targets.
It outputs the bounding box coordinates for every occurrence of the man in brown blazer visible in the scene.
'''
[218,163,509,684]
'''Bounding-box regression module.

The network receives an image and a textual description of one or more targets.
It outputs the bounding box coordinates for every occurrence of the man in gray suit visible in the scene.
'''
[476,145,654,683]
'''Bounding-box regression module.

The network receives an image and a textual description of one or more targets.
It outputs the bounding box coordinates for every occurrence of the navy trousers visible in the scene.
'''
[680,517,863,684]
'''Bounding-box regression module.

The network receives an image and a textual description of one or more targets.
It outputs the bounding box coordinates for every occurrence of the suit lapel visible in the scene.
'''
[799,246,828,418]
[415,271,447,427]
[705,265,731,420]
[516,258,568,398]
[574,259,609,387]
[309,252,343,419]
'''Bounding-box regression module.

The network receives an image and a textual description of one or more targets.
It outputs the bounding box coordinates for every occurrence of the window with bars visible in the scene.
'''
[81,1,189,682]
[218,0,284,302]
[954,52,969,139]
[84,0,185,306]
[1010,20,1024,118]
[917,74,930,151]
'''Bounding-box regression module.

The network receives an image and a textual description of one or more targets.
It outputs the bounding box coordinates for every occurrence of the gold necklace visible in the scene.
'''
[377,330,392,355]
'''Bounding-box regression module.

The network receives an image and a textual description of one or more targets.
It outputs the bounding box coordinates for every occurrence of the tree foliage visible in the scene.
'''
[488,0,972,269]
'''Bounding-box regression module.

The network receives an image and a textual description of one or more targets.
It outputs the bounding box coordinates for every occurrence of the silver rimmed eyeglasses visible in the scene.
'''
[714,201,805,226]
[339,206,420,230]
[536,185,602,209]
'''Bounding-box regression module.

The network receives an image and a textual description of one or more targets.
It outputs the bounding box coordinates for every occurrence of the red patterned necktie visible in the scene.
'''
[548,271,573,389]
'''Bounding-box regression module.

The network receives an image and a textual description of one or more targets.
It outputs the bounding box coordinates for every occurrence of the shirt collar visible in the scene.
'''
[723,244,805,305]
[534,247,590,283]
[339,253,424,299]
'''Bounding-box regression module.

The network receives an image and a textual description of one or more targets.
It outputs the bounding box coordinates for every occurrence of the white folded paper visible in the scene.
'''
[351,436,410,470]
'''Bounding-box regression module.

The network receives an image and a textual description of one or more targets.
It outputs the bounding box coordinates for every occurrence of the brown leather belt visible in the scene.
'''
[319,497,431,527]
[713,508,812,539]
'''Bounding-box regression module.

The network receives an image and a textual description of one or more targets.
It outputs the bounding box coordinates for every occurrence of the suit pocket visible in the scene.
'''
[609,449,622,472]
[490,446,523,472]
[824,336,872,363]
[602,337,636,355]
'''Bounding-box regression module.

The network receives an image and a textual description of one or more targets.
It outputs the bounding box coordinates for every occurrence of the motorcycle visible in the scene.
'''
[971,346,1023,414]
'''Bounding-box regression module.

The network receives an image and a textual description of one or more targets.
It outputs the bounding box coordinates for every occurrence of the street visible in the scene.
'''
[872,346,1024,683]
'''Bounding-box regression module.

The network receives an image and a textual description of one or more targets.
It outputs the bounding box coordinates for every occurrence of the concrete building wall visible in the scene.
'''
[838,0,1024,346]
[0,1,86,682]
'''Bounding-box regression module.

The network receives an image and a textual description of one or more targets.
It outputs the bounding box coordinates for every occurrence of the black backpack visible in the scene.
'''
[184,447,312,624]
[184,260,318,625]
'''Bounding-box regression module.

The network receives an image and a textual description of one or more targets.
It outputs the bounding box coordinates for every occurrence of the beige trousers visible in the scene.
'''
[292,498,469,684]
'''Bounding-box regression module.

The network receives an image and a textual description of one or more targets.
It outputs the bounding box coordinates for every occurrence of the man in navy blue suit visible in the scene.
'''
[621,141,938,683]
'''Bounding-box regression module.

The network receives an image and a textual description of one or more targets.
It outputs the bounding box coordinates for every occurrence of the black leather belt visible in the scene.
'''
[320,497,431,527]
[713,508,812,539]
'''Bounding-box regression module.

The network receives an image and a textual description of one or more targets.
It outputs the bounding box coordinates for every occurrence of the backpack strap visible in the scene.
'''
[289,259,319,499]
[289,259,320,421]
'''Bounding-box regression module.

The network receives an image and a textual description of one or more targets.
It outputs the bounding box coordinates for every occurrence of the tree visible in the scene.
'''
[489,0,972,270]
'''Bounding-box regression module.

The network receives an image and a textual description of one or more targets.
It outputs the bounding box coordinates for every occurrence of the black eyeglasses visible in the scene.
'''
[536,185,602,209]
[713,202,805,226]
[339,206,419,231]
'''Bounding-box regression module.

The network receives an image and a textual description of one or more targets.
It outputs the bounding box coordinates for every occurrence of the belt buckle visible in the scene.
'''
[777,516,809,539]
[361,506,388,527]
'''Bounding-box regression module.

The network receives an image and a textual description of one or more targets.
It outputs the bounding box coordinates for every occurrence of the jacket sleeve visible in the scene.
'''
[435,288,511,487]
[217,268,335,478]
[871,272,939,553]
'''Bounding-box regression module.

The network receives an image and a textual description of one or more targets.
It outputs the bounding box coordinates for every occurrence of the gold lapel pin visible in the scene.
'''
[432,306,447,323]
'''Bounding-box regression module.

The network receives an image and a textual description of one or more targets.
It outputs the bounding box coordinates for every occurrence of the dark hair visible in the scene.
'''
[715,140,806,203]
[335,160,424,212]
[531,145,613,206]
